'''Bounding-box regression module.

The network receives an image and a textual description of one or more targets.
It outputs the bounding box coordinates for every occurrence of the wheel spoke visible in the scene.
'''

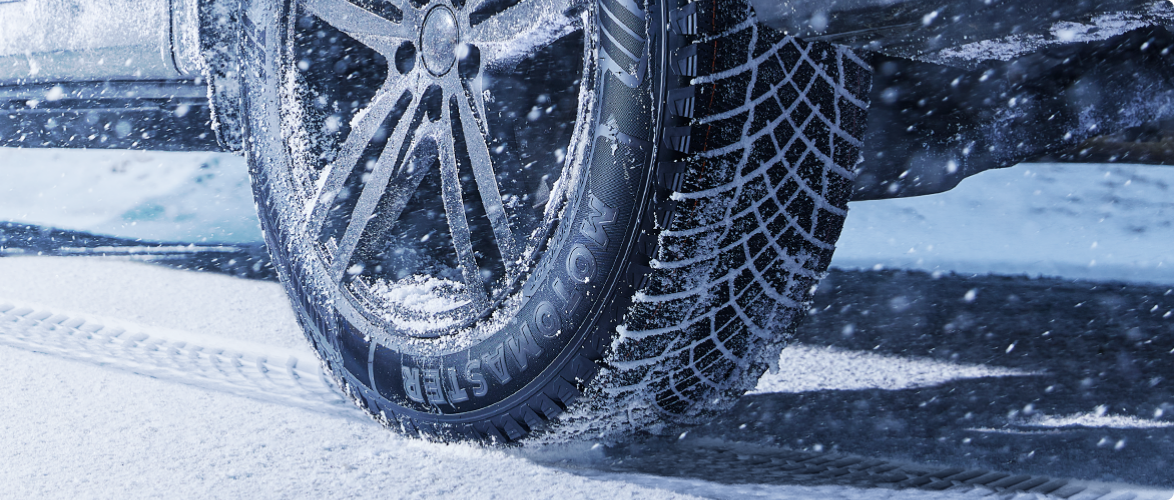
[466,74,489,136]
[329,93,426,282]
[291,0,589,334]
[465,0,584,69]
[460,46,491,134]
[438,101,490,308]
[301,0,417,53]
[445,78,519,268]
[308,73,421,236]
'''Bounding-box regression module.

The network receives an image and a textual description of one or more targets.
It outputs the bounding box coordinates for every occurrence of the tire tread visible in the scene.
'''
[568,0,871,436]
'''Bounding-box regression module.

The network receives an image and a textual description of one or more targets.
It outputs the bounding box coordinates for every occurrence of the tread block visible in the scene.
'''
[398,415,420,435]
[456,424,482,442]
[656,160,687,192]
[663,126,693,153]
[414,419,439,437]
[529,393,564,420]
[921,479,955,491]
[668,2,707,35]
[668,87,697,118]
[1049,484,1088,498]
[512,405,546,432]
[896,476,934,488]
[937,469,988,484]
[564,354,598,384]
[987,475,1033,490]
[652,196,679,231]
[625,261,653,289]
[496,415,528,441]
[549,376,582,407]
[475,421,508,444]
[1009,477,1052,492]
[671,44,699,77]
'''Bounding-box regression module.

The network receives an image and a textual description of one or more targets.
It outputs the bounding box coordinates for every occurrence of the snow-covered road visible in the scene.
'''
[3,149,1174,497]
[0,256,1055,499]
[3,257,1172,498]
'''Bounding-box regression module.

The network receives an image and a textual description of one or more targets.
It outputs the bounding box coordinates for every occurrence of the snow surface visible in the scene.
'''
[0,256,302,350]
[0,148,260,243]
[1024,412,1174,430]
[752,344,1036,394]
[834,162,1174,285]
[0,255,1013,499]
[4,150,1174,495]
[376,276,470,314]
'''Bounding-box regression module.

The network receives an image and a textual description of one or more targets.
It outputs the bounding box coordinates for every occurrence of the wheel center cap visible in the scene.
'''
[421,7,459,76]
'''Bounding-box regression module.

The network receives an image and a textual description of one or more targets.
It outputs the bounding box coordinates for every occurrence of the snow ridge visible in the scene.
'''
[752,345,1039,394]
[0,300,362,420]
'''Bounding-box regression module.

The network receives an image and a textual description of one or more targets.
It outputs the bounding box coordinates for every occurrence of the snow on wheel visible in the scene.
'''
[239,0,871,443]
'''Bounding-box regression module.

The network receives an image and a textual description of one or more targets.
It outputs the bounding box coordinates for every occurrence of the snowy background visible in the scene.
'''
[4,148,1172,284]
[836,163,1174,285]
[0,148,260,244]
[2,147,1173,498]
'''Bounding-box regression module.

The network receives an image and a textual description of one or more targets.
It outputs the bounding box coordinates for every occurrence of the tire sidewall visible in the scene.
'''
[240,0,668,433]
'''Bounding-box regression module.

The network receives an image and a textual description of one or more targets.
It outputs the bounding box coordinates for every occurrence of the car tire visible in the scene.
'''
[238,0,871,443]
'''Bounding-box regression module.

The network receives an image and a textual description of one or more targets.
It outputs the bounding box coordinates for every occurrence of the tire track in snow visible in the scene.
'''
[0,300,364,420]
[3,296,1171,499]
